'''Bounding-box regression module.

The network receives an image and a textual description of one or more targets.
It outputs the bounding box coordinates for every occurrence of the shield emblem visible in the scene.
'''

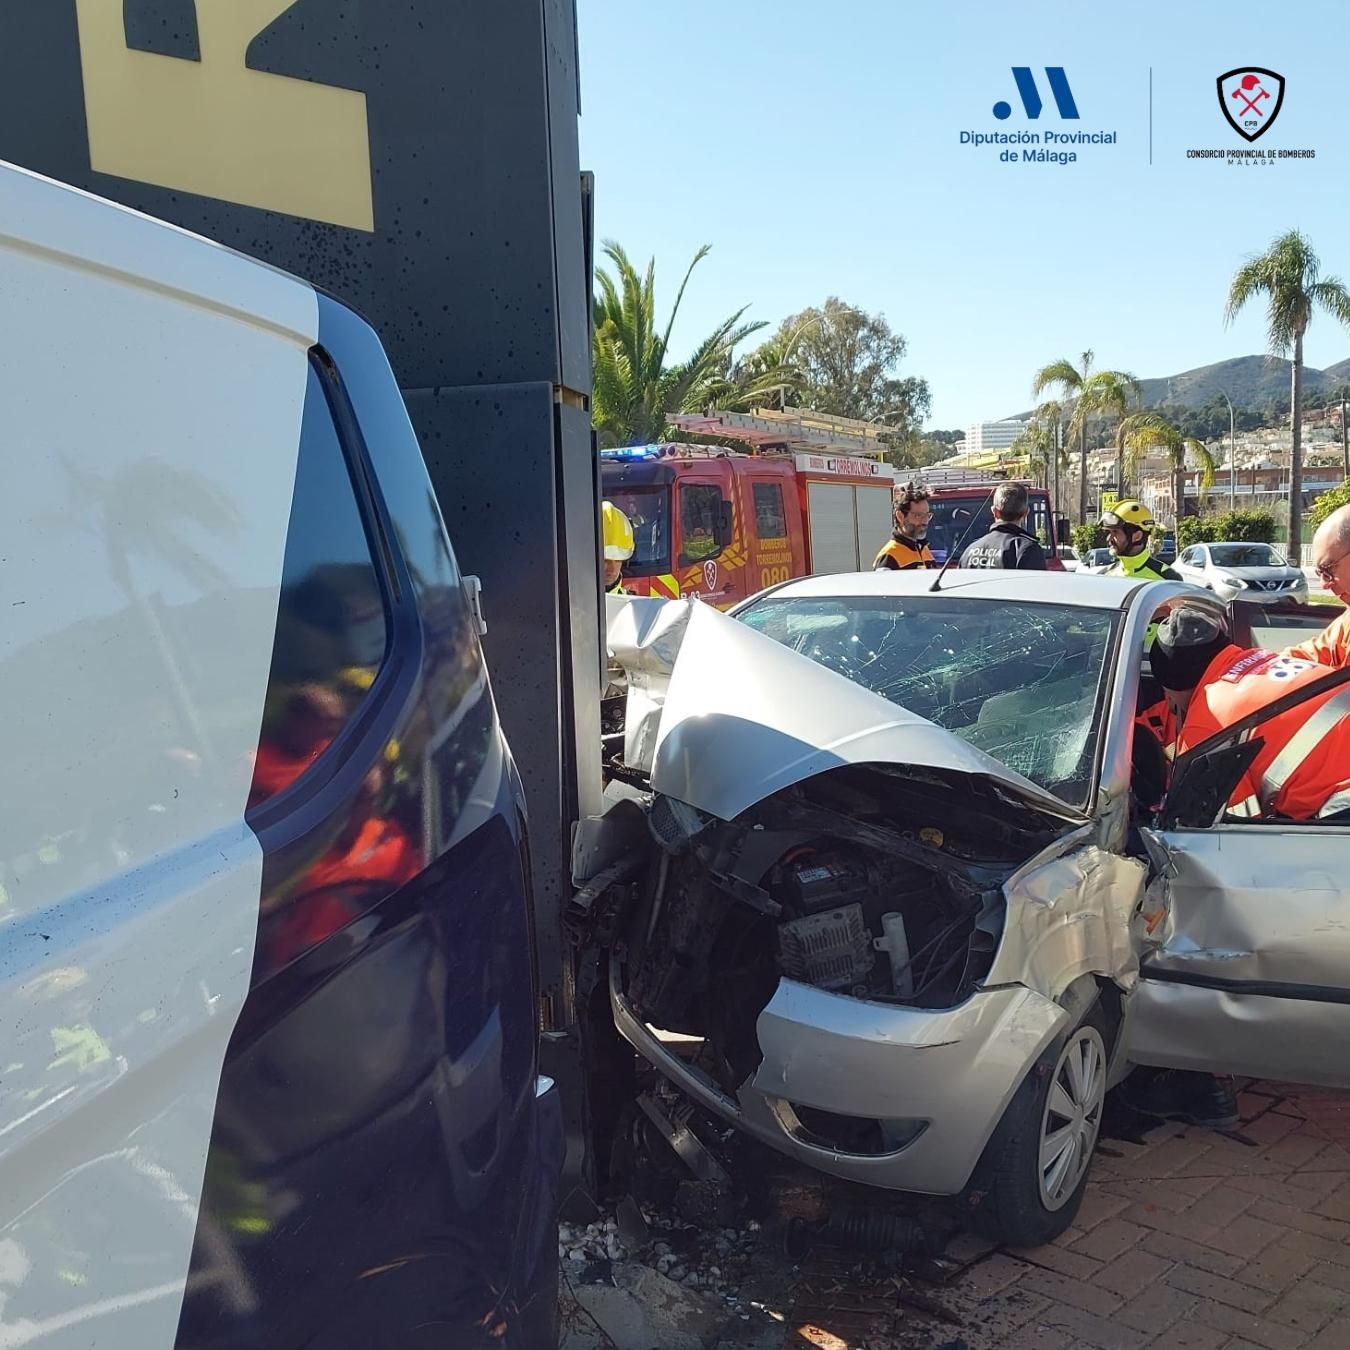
[703,559,719,591]
[1218,68,1285,142]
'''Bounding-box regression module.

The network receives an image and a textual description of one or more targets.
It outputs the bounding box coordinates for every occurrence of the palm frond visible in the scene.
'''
[1032,359,1083,399]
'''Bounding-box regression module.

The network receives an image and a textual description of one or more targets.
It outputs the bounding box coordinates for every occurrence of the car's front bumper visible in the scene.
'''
[611,962,1069,1196]
[1217,586,1308,606]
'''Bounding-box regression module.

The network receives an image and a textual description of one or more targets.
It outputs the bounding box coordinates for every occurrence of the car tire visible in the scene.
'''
[964,1004,1109,1247]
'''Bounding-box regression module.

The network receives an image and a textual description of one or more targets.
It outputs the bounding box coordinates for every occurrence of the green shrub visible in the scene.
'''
[1072,523,1106,557]
[1176,516,1210,549]
[1310,483,1350,532]
[1209,509,1277,543]
[1178,510,1278,547]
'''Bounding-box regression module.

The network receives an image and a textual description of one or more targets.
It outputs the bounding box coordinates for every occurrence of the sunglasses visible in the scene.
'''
[1315,549,1349,584]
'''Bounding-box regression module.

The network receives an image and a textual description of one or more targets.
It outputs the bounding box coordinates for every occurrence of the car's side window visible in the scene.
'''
[247,364,390,813]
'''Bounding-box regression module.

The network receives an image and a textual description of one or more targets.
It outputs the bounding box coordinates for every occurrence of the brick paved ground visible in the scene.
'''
[787,1080,1350,1350]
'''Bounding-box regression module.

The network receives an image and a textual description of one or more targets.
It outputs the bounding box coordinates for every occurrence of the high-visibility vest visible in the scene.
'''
[873,535,935,570]
[1106,550,1176,583]
[1177,646,1350,820]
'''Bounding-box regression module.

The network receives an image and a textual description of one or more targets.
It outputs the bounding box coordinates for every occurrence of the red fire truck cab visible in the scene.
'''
[601,443,896,609]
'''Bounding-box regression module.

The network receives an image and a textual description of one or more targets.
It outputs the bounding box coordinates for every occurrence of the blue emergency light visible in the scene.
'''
[601,445,661,461]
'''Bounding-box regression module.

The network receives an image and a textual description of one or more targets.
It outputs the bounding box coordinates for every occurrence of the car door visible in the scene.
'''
[1232,597,1343,651]
[1127,673,1350,1089]
[1173,546,1203,586]
[676,474,739,606]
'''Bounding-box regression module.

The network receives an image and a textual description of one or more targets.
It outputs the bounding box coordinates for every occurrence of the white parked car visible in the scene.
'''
[1080,547,1114,574]
[1173,541,1308,603]
[1056,544,1079,571]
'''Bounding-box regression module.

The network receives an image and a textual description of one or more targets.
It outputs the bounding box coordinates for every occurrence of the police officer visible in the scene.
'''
[602,500,635,595]
[873,484,936,570]
[959,483,1048,570]
[1100,499,1179,581]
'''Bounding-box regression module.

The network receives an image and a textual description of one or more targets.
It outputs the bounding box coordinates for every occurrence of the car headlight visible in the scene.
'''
[1215,573,1246,590]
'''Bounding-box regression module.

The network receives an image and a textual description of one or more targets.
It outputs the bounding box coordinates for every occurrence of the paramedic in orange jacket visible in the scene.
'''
[1151,604,1350,821]
[1285,504,1350,667]
[874,485,936,570]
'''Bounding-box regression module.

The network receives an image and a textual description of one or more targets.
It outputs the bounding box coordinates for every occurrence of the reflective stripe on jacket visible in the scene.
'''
[1106,550,1179,583]
[1177,646,1350,820]
[873,534,935,570]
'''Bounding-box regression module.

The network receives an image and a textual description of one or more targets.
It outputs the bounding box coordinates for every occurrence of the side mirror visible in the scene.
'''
[953,508,971,522]
[715,500,734,547]
[1161,739,1263,830]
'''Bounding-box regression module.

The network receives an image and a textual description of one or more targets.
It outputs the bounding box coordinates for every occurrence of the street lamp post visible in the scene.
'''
[1341,396,1348,481]
[1220,391,1236,512]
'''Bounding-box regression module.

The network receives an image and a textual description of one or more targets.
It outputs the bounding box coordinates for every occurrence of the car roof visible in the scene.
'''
[753,568,1147,609]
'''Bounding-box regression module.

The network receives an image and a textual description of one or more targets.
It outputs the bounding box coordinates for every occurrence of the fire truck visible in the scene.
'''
[601,442,896,608]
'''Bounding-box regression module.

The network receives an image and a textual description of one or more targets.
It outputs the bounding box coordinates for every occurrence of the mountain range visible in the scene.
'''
[1011,354,1350,420]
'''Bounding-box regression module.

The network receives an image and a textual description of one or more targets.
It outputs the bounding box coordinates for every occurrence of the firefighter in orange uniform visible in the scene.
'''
[874,484,936,570]
[1151,604,1350,822]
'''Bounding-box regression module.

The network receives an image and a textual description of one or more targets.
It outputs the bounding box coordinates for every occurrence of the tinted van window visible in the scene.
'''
[248,366,389,811]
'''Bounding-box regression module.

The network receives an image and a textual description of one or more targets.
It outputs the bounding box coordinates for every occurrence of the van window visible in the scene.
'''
[681,483,724,562]
[248,366,390,812]
[752,482,788,540]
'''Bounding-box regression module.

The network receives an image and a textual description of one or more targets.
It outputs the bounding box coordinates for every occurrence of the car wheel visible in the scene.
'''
[965,1005,1108,1247]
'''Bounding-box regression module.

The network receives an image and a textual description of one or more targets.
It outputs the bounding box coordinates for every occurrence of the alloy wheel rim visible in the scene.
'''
[1038,1027,1106,1210]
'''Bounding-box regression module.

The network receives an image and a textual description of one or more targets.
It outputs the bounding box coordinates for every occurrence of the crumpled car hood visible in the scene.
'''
[606,594,1086,826]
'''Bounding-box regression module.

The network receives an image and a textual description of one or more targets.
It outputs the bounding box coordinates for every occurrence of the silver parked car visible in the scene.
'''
[1173,540,1308,603]
[582,572,1350,1247]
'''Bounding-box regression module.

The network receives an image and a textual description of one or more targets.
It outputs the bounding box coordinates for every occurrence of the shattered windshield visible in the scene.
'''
[735,595,1117,807]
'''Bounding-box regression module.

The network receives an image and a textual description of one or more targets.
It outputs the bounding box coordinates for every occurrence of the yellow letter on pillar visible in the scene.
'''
[76,0,375,232]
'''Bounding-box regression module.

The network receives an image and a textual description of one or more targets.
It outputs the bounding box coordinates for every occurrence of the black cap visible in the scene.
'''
[1150,605,1230,692]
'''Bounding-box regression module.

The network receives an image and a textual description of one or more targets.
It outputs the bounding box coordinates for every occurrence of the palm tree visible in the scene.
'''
[1011,401,1068,488]
[1225,231,1350,563]
[591,241,769,447]
[709,316,818,413]
[1032,352,1141,522]
[1117,412,1216,529]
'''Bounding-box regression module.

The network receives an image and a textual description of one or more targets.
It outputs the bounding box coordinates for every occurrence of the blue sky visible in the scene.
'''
[577,0,1350,429]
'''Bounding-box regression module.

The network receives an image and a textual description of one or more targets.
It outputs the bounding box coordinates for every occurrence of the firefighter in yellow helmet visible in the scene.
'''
[602,500,635,595]
[1100,499,1179,582]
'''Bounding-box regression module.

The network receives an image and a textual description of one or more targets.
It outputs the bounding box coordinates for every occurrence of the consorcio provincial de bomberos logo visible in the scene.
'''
[961,66,1117,166]
[1187,67,1314,166]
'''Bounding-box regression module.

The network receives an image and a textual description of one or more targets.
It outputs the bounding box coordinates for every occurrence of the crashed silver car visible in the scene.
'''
[575,571,1350,1247]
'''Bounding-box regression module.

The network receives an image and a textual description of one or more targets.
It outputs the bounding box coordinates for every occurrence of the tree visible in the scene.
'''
[1225,230,1350,563]
[707,315,817,413]
[1310,481,1350,532]
[770,298,931,434]
[1117,411,1216,527]
[591,241,770,448]
[887,432,954,472]
[1010,402,1068,487]
[1031,352,1141,522]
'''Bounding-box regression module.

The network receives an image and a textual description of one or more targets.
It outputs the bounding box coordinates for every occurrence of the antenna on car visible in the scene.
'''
[929,484,999,592]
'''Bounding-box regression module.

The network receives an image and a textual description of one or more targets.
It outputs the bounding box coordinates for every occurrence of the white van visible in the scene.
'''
[0,162,560,1349]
